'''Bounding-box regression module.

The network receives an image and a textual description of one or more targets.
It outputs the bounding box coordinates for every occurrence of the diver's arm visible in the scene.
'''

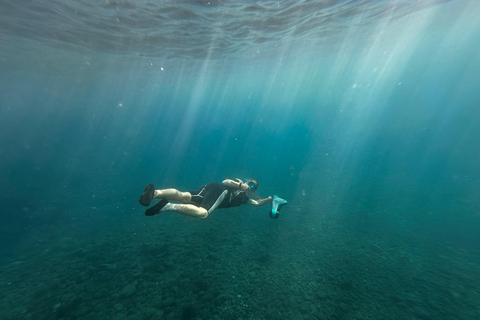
[222,179,249,191]
[246,197,272,207]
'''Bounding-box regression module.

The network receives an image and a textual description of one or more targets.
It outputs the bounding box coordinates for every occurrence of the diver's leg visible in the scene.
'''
[160,203,209,219]
[139,185,192,207]
[145,201,208,218]
[154,188,192,203]
[147,186,227,219]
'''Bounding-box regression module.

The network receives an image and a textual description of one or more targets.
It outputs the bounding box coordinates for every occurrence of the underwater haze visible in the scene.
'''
[1,0,480,319]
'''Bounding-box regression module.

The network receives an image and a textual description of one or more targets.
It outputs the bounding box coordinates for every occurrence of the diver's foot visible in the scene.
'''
[139,184,155,207]
[145,199,169,216]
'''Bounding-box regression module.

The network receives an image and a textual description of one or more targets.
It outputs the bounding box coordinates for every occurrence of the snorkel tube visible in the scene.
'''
[244,178,258,193]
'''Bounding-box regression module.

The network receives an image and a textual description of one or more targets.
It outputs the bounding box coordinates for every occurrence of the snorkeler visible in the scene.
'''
[138,178,272,219]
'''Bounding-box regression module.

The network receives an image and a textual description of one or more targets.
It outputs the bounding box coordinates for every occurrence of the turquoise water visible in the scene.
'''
[1,1,480,319]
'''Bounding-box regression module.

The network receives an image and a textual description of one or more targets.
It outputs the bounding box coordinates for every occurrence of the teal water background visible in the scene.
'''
[1,1,480,319]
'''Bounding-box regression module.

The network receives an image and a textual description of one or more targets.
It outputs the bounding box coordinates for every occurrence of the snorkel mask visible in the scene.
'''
[244,178,258,193]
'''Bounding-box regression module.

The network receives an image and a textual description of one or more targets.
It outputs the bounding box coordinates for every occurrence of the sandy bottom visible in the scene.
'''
[1,206,479,320]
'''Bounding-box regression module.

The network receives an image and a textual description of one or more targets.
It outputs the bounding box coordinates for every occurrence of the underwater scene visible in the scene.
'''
[1,0,479,319]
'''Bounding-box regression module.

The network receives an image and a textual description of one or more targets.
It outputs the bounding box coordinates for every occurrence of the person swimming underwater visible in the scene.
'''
[138,178,272,219]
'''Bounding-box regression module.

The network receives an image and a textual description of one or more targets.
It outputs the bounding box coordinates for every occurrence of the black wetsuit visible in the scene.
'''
[188,178,249,212]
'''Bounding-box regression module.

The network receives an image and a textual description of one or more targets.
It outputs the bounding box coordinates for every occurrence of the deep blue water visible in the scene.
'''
[1,1,480,319]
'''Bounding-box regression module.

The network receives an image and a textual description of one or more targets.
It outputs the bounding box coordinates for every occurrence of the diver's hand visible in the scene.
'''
[266,196,273,202]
